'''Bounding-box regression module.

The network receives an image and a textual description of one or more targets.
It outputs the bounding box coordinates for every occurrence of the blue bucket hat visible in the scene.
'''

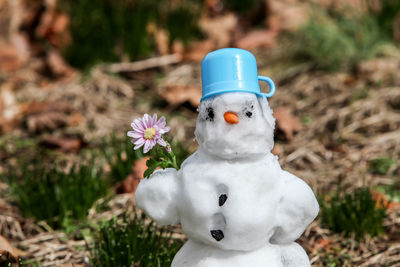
[200,48,275,102]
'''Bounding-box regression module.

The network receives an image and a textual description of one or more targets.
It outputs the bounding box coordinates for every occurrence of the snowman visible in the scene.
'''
[135,48,319,267]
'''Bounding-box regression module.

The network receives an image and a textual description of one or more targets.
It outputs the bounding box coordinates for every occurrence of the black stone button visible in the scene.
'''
[219,194,227,206]
[210,230,224,241]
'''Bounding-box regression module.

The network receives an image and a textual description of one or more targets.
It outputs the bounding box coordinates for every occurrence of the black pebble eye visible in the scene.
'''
[245,111,252,118]
[206,107,214,121]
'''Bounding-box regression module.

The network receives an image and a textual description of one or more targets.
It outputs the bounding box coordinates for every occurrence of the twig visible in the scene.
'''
[101,54,182,73]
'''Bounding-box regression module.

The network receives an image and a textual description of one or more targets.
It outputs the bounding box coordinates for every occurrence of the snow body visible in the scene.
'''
[135,92,319,267]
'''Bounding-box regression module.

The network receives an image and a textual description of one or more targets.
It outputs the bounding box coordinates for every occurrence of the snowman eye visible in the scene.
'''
[243,102,255,118]
[206,107,214,121]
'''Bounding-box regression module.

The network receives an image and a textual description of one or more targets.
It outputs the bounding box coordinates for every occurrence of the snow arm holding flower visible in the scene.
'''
[128,114,181,225]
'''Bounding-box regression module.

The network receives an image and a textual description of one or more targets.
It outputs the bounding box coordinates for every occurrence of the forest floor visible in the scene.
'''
[0,41,400,266]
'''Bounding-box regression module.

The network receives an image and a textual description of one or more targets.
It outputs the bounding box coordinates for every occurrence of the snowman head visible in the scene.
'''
[195,92,275,159]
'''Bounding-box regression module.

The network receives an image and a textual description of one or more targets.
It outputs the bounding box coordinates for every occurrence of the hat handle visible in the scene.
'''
[258,76,276,98]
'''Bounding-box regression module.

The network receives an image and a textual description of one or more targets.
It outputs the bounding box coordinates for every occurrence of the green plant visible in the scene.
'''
[369,157,395,175]
[91,213,182,267]
[5,161,108,229]
[293,7,391,71]
[61,0,203,69]
[318,250,351,267]
[372,0,400,40]
[319,187,387,239]
[103,136,143,185]
[223,0,260,13]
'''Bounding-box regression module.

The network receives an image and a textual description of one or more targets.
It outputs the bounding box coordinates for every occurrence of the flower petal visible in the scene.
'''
[157,138,167,147]
[160,126,170,134]
[152,114,158,125]
[143,140,155,153]
[131,119,145,132]
[156,116,166,128]
[134,138,146,146]
[127,131,143,138]
[143,114,153,128]
[134,139,145,150]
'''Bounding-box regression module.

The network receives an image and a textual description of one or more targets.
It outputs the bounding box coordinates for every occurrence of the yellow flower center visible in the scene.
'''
[144,127,156,140]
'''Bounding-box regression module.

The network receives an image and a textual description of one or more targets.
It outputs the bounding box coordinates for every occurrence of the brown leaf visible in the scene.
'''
[159,85,201,107]
[311,238,332,253]
[271,144,283,156]
[36,0,71,49]
[0,42,23,73]
[115,157,149,194]
[46,49,76,80]
[235,30,277,50]
[199,13,238,48]
[183,39,215,62]
[0,234,25,262]
[266,0,308,32]
[0,84,21,133]
[357,58,400,84]
[274,107,302,141]
[39,135,87,153]
[147,22,170,55]
[20,100,82,133]
[155,29,169,55]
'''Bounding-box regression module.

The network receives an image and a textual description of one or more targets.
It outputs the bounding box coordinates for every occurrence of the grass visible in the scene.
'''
[60,0,203,69]
[4,161,108,229]
[90,213,182,267]
[319,187,387,239]
[293,3,398,71]
[103,136,143,185]
[369,157,395,175]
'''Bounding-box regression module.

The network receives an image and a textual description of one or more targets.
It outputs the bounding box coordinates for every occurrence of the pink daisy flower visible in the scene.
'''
[127,114,170,153]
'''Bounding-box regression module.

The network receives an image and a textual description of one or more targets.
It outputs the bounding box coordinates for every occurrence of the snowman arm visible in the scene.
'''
[135,168,180,226]
[270,170,319,244]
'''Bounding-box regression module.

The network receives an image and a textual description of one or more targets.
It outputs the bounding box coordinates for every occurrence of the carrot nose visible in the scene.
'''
[224,112,239,124]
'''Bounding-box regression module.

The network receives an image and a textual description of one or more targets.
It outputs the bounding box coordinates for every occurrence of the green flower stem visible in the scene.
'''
[143,141,179,178]
[168,151,179,170]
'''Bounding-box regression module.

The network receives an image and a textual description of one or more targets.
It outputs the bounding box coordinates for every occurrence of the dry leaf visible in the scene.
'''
[199,13,238,48]
[36,0,71,49]
[20,100,82,133]
[266,0,308,32]
[159,85,201,107]
[358,57,400,84]
[183,39,215,62]
[0,234,25,262]
[155,29,169,55]
[0,42,23,73]
[46,49,76,80]
[235,30,277,50]
[274,107,302,141]
[311,238,332,253]
[371,191,400,210]
[39,135,87,153]
[0,84,21,133]
[271,144,283,157]
[115,157,149,194]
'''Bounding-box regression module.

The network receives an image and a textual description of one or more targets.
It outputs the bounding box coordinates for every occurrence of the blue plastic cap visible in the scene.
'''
[200,48,275,102]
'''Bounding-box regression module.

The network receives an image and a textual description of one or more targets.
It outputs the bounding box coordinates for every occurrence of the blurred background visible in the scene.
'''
[0,0,399,266]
